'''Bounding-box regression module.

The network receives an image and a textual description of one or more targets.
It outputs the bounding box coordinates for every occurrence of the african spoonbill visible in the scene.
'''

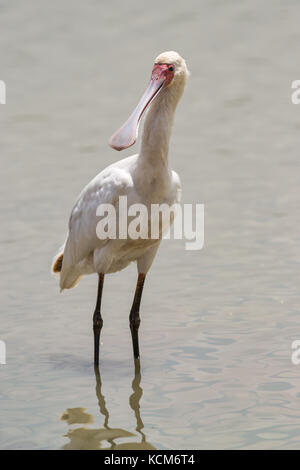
[52,51,189,364]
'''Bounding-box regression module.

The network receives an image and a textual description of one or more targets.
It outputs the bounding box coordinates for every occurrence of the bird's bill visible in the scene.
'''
[109,64,168,151]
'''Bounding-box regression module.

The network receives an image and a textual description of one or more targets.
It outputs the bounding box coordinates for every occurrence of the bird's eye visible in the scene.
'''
[168,66,174,72]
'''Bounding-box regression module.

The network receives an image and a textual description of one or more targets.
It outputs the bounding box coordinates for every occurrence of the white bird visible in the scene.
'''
[52,51,189,364]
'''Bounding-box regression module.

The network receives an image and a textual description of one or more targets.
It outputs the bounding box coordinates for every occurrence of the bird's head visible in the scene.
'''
[153,50,189,91]
[109,51,189,151]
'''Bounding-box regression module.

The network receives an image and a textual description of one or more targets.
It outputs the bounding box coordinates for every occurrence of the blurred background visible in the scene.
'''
[1,0,300,449]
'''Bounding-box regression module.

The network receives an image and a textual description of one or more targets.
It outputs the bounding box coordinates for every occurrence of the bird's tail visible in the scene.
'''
[52,253,64,273]
[52,244,82,291]
[59,267,82,291]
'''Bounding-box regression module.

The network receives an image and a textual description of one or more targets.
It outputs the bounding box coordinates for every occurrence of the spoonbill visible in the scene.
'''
[52,51,189,364]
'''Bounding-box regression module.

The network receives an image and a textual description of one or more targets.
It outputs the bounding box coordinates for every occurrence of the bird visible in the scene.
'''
[52,51,189,365]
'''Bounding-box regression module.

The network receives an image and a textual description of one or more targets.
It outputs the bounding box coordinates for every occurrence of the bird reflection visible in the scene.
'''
[60,360,155,450]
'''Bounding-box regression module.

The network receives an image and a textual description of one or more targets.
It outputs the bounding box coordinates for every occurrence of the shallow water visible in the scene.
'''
[1,0,300,449]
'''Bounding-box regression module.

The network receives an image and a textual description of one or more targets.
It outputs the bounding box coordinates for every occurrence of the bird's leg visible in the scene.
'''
[129,273,146,359]
[93,273,105,366]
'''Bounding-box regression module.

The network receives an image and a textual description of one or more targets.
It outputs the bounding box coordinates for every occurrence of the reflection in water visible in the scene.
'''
[60,360,156,450]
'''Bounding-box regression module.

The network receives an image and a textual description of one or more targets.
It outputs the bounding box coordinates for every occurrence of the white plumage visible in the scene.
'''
[59,154,181,288]
[53,51,188,289]
[52,51,189,363]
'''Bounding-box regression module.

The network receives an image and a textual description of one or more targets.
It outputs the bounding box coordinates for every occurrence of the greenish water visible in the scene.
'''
[1,0,300,449]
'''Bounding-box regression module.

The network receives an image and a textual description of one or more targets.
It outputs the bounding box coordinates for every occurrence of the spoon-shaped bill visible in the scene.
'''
[109,71,166,151]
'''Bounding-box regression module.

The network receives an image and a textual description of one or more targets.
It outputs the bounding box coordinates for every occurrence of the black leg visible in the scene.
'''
[129,273,146,359]
[93,273,104,366]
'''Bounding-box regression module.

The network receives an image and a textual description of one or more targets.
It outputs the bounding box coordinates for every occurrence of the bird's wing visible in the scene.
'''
[62,166,134,271]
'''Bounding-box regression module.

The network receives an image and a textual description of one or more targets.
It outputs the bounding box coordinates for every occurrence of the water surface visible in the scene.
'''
[1,0,300,449]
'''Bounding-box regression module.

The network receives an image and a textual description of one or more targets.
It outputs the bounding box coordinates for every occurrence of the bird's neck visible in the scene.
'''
[140,86,181,166]
[133,84,184,201]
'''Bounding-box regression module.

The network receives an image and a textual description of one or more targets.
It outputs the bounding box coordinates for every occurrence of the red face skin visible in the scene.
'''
[151,63,175,88]
[109,63,175,151]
